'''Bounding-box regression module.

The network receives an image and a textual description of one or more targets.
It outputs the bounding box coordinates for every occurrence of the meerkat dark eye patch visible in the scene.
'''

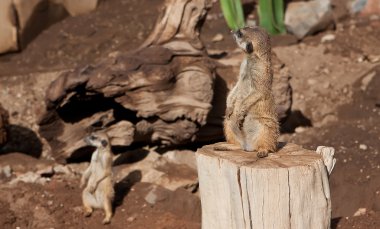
[101,139,108,147]
[245,42,253,53]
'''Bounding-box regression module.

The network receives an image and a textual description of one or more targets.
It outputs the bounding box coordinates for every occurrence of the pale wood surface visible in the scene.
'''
[196,142,331,229]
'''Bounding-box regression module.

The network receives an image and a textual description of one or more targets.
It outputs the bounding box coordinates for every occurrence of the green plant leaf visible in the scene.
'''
[220,0,245,30]
[258,0,285,35]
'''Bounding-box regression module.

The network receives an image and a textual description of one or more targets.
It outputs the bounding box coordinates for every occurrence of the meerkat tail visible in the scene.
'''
[213,146,235,151]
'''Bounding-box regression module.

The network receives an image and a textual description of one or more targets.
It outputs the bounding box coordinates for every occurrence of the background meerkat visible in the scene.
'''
[80,132,114,224]
[221,26,279,158]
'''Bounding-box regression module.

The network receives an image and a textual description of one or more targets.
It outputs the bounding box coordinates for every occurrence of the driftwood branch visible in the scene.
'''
[38,0,215,161]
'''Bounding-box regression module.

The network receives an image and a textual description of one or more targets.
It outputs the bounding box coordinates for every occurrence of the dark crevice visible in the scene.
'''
[280,110,312,133]
[56,87,139,125]
[66,146,95,163]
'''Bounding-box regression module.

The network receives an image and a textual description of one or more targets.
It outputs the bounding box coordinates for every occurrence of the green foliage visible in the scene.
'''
[220,0,245,30]
[258,0,286,35]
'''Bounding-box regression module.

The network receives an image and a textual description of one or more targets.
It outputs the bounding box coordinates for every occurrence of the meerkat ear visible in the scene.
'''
[245,42,253,53]
[101,140,108,147]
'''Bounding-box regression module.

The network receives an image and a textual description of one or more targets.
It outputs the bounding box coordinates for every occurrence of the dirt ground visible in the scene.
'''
[0,0,380,228]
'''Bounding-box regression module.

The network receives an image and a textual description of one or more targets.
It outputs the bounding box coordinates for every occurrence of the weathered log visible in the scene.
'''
[0,103,9,147]
[196,142,333,229]
[38,0,215,161]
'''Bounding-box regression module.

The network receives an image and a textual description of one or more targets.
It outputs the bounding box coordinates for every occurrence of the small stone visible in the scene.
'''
[359,144,368,150]
[211,33,224,42]
[321,34,335,43]
[353,208,366,217]
[295,127,306,133]
[53,164,72,175]
[47,200,53,206]
[2,165,12,178]
[127,216,135,222]
[144,188,158,205]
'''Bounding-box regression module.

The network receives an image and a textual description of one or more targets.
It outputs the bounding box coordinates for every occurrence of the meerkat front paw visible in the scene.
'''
[257,151,269,158]
[237,113,245,128]
[87,185,96,194]
[225,107,233,118]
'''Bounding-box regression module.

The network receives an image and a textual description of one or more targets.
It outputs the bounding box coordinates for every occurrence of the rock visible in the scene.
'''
[162,150,197,170]
[66,162,89,175]
[53,164,72,175]
[136,182,201,223]
[350,0,380,16]
[285,0,334,39]
[211,33,224,42]
[349,0,368,14]
[114,150,198,192]
[0,0,99,54]
[0,103,9,147]
[353,208,367,216]
[144,185,169,205]
[59,0,99,16]
[2,165,12,178]
[321,34,336,43]
[9,171,48,185]
[0,0,18,53]
[361,71,376,91]
[359,144,368,150]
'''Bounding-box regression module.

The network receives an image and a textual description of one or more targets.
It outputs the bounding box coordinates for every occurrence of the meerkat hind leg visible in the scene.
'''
[252,125,277,158]
[214,121,243,151]
[102,198,113,224]
[82,190,95,217]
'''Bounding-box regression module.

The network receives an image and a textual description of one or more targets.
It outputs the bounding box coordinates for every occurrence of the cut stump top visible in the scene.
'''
[197,142,322,169]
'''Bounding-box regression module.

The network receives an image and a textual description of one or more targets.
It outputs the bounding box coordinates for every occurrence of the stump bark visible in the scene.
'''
[196,142,332,229]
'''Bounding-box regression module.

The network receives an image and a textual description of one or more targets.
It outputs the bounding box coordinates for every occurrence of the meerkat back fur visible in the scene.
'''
[81,132,114,224]
[222,26,279,158]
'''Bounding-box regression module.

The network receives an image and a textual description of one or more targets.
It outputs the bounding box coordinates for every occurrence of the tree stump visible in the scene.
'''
[196,142,332,229]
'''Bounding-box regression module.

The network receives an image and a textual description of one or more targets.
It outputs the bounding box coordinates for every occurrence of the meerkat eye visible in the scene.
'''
[89,135,96,140]
[245,42,253,53]
[101,140,108,147]
[236,29,242,38]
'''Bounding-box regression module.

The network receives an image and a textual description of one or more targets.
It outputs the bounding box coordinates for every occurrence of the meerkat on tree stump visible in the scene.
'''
[221,26,279,158]
[81,132,114,224]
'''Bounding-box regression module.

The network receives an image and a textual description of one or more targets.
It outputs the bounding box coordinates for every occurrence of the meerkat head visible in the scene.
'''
[85,132,109,148]
[232,26,270,56]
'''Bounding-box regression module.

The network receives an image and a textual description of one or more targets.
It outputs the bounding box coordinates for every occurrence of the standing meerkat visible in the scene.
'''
[221,26,279,158]
[80,132,114,224]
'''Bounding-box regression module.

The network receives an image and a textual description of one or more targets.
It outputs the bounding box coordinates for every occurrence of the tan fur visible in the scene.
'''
[221,26,279,158]
[80,132,114,224]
